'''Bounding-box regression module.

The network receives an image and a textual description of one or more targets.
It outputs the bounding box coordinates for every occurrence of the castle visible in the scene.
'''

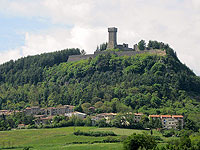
[68,27,165,62]
[107,27,133,51]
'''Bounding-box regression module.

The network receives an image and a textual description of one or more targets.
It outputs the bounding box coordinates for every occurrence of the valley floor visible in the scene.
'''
[0,127,176,150]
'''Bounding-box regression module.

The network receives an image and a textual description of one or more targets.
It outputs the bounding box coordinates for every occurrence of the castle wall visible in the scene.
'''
[67,54,94,62]
[67,50,166,62]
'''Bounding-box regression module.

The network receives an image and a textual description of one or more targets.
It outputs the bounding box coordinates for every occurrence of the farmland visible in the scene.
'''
[0,127,174,150]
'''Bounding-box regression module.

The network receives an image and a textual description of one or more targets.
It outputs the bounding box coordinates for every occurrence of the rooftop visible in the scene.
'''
[161,115,171,118]
[149,115,160,118]
[134,113,143,116]
[172,115,183,118]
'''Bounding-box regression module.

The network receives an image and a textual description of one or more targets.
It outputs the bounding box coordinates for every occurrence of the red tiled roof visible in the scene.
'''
[149,115,160,118]
[134,113,143,116]
[172,115,183,118]
[47,107,56,109]
[161,115,171,118]
[18,124,25,126]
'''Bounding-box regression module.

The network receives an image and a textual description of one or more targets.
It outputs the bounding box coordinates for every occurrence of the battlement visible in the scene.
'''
[68,50,166,62]
[108,27,118,32]
[68,27,166,62]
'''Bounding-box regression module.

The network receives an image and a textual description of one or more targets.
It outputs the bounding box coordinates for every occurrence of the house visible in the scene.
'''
[18,124,26,129]
[134,113,143,122]
[24,106,40,115]
[24,105,75,116]
[149,115,184,129]
[65,111,87,119]
[95,113,117,123]
[24,107,31,115]
[45,105,75,116]
[149,115,160,119]
[172,115,184,129]
[34,116,54,125]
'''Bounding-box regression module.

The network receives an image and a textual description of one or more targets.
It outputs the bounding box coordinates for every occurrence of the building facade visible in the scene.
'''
[149,115,184,129]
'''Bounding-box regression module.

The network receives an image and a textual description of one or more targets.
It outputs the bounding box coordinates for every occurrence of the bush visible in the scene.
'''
[73,130,117,137]
[162,129,181,137]
[123,133,157,150]
[153,136,163,142]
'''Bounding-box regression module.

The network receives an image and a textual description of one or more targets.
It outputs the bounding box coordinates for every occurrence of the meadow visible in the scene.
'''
[0,127,175,150]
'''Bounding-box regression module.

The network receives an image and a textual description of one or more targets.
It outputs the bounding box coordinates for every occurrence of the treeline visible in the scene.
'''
[96,40,172,52]
[123,133,200,150]
[137,40,171,51]
[0,113,34,131]
[0,48,80,85]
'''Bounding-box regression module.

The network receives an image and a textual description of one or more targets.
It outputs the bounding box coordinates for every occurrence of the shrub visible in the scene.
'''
[123,133,157,150]
[73,130,117,137]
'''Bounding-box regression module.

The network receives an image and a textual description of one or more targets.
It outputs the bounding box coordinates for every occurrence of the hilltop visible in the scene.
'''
[0,43,199,118]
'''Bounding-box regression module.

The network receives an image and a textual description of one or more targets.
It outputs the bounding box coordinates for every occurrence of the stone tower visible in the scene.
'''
[107,27,117,49]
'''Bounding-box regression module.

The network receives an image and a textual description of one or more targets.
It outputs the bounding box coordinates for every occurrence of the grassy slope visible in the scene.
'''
[0,127,177,150]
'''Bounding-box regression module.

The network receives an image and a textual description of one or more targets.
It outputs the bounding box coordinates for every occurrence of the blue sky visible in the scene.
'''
[0,13,73,51]
[0,0,199,75]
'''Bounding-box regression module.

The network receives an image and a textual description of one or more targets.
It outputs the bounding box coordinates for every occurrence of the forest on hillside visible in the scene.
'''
[0,41,200,130]
[0,48,80,85]
[0,45,199,114]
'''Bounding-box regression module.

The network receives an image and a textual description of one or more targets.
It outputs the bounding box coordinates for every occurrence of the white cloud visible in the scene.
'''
[0,49,21,64]
[21,26,106,56]
[0,0,199,75]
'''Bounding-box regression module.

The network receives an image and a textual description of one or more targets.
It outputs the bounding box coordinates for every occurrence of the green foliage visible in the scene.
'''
[147,40,169,50]
[163,134,200,150]
[96,42,108,51]
[73,130,117,137]
[0,43,199,126]
[0,127,123,150]
[0,48,80,85]
[138,40,146,50]
[0,112,34,131]
[123,133,157,150]
[149,118,162,129]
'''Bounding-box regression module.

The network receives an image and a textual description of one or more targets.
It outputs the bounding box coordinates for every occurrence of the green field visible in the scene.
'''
[0,127,174,150]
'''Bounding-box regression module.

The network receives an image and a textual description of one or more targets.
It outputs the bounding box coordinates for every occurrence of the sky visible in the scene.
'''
[0,0,199,75]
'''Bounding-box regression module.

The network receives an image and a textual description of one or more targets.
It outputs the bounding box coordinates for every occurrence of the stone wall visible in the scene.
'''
[67,54,94,62]
[67,49,166,62]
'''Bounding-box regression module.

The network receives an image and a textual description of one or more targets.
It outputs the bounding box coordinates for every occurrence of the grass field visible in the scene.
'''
[0,127,176,150]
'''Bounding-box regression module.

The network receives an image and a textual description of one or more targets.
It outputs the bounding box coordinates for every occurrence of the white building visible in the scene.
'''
[149,115,184,129]
[65,111,87,119]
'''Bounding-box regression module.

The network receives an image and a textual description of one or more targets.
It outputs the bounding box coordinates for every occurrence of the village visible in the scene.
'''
[0,106,184,130]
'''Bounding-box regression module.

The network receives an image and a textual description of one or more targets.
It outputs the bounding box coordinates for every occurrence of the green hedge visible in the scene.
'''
[73,130,117,137]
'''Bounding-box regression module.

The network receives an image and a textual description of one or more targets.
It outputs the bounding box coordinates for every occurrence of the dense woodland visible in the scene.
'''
[0,48,80,85]
[0,41,200,130]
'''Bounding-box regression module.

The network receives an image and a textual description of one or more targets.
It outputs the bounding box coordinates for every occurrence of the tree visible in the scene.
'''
[94,101,103,108]
[81,49,86,55]
[96,42,107,51]
[81,103,91,114]
[123,133,157,150]
[138,40,146,50]
[84,116,92,126]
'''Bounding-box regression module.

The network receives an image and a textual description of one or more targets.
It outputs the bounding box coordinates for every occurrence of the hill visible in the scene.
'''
[0,44,199,117]
[0,48,80,85]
